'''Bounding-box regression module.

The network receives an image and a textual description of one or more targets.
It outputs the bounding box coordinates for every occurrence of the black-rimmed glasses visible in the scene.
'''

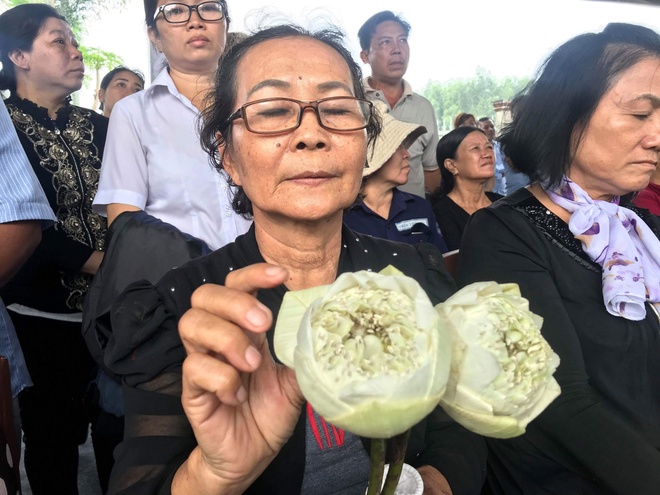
[226,97,373,135]
[154,1,226,23]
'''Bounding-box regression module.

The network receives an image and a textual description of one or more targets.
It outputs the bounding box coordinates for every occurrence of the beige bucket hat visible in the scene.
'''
[364,100,427,177]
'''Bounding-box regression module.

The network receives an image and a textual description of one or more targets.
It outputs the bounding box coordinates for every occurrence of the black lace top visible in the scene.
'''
[104,225,488,495]
[1,96,108,312]
[458,188,660,495]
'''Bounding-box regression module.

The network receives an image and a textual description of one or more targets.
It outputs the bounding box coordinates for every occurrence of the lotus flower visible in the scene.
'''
[435,282,561,438]
[274,266,451,439]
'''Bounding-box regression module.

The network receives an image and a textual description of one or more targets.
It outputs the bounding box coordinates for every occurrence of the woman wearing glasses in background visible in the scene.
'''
[93,0,251,250]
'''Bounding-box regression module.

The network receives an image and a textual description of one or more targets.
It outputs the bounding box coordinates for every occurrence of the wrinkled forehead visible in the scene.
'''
[235,36,354,95]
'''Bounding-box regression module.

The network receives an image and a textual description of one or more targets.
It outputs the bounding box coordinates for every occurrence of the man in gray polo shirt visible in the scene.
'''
[359,10,440,198]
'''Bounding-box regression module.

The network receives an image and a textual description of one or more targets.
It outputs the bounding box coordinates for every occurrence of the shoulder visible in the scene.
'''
[430,193,455,210]
[111,88,152,118]
[72,105,109,128]
[346,228,455,304]
[400,190,434,212]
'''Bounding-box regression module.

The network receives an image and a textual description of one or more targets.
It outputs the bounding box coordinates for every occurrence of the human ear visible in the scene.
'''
[359,50,370,64]
[98,88,106,104]
[219,140,242,187]
[8,49,29,70]
[444,158,457,175]
[147,27,162,53]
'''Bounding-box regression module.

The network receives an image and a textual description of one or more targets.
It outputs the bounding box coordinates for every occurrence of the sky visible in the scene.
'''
[78,0,660,108]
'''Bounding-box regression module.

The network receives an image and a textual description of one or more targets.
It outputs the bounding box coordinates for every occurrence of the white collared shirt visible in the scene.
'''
[93,68,251,250]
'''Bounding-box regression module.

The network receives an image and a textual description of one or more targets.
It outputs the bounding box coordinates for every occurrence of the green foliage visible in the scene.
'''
[422,67,529,131]
[5,0,127,36]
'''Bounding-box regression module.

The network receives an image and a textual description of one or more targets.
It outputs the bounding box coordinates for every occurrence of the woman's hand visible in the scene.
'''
[173,263,304,495]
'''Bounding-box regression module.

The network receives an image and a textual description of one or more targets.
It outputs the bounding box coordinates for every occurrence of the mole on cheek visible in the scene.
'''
[275,142,281,148]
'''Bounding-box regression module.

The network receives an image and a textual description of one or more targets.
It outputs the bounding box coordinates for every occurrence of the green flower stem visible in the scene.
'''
[381,429,411,495]
[367,438,386,495]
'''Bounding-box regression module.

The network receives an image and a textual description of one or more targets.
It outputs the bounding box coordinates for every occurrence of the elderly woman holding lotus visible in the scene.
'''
[103,24,488,495]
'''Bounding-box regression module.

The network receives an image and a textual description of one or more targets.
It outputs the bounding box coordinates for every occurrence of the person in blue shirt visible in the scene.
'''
[344,101,448,252]
[0,99,56,493]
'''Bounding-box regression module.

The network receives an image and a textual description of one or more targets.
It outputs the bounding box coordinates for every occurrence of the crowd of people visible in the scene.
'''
[0,2,658,495]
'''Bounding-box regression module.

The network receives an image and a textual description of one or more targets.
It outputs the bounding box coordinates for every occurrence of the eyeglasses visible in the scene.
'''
[226,97,373,135]
[154,1,226,23]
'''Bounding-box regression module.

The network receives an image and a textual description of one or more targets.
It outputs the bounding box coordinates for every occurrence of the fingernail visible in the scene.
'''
[245,346,261,368]
[265,265,286,277]
[236,385,247,403]
[246,306,267,326]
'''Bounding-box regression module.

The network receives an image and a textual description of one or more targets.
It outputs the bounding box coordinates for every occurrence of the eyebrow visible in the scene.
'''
[246,79,354,98]
[633,94,660,106]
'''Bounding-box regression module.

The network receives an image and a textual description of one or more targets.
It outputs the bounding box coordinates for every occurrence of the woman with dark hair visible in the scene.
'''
[458,23,660,495]
[0,4,108,494]
[93,0,250,250]
[97,66,145,117]
[430,127,502,251]
[103,23,487,495]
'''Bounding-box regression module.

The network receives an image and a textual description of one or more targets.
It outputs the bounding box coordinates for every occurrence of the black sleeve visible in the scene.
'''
[104,280,192,495]
[457,207,660,495]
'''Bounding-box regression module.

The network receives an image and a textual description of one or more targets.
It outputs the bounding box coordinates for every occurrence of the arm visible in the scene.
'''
[105,264,304,495]
[420,99,440,195]
[0,101,55,285]
[107,203,141,226]
[458,207,660,494]
[0,221,41,287]
[93,99,150,220]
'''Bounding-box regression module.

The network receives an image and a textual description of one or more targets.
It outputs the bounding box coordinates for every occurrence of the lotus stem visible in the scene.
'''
[381,429,411,495]
[367,438,386,495]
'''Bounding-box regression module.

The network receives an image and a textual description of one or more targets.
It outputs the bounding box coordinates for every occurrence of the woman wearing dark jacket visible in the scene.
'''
[0,4,108,493]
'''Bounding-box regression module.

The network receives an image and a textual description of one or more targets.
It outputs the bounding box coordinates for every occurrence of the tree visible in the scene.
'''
[81,46,124,109]
[422,68,529,131]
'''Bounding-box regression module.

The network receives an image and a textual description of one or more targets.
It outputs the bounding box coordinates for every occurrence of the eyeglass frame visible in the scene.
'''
[153,1,228,24]
[225,96,374,135]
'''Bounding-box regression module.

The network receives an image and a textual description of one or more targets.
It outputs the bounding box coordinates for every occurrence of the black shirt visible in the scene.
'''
[104,224,487,494]
[458,189,660,495]
[2,96,108,312]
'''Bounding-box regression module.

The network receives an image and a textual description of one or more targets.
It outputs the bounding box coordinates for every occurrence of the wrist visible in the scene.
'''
[172,447,246,495]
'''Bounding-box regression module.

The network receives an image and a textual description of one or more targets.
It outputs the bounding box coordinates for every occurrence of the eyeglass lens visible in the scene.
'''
[160,2,224,23]
[243,98,370,133]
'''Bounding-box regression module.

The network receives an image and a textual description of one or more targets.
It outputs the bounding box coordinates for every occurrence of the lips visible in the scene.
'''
[289,171,334,180]
[188,36,210,44]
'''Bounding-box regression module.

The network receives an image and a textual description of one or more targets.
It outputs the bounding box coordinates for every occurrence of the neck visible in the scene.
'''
[447,179,491,213]
[529,184,572,223]
[254,213,343,291]
[15,85,69,120]
[168,67,215,111]
[368,76,404,107]
[362,181,394,219]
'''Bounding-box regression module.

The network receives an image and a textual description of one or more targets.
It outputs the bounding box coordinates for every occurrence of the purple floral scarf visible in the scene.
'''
[545,177,660,321]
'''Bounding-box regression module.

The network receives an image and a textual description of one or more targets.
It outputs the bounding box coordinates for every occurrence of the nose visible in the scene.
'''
[293,107,328,151]
[643,115,660,151]
[187,6,205,26]
[72,44,83,61]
